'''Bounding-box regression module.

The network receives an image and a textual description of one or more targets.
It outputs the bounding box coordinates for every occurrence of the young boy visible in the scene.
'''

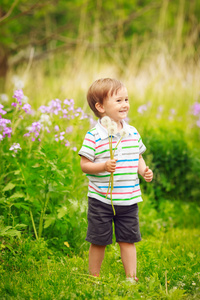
[79,78,153,282]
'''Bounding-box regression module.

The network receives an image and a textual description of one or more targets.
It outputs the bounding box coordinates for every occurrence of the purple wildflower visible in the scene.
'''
[66,126,73,133]
[72,147,77,152]
[197,118,200,128]
[24,121,41,141]
[3,127,12,138]
[13,89,24,105]
[137,104,148,114]
[22,103,32,114]
[0,104,7,116]
[39,105,50,114]
[54,125,59,131]
[65,140,70,147]
[192,102,200,116]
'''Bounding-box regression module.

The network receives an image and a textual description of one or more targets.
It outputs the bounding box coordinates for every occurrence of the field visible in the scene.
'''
[1,6,200,295]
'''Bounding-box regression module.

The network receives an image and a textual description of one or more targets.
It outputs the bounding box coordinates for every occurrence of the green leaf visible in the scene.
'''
[14,170,21,175]
[57,206,67,219]
[12,203,30,210]
[9,192,25,199]
[15,224,27,229]
[3,182,16,192]
[44,216,56,228]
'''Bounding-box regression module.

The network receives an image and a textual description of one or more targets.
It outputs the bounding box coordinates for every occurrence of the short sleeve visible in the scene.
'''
[137,132,146,155]
[78,131,96,162]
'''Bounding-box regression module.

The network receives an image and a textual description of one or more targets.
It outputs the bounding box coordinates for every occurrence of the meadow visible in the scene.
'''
[0,51,200,299]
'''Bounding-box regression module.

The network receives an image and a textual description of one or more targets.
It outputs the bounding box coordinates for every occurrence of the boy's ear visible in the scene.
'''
[95,102,105,114]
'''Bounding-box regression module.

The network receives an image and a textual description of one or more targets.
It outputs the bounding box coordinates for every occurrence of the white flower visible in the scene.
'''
[101,116,112,128]
[108,122,118,135]
[9,143,21,153]
[1,94,8,102]
[12,75,25,89]
[0,134,3,141]
[40,114,52,126]
[120,128,129,138]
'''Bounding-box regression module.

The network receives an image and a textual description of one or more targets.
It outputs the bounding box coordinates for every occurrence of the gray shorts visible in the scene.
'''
[86,197,141,246]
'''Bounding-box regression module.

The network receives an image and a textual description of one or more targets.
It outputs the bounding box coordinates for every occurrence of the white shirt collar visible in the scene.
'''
[95,119,131,140]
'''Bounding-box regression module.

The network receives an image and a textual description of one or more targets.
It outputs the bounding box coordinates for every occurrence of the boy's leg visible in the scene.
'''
[89,243,106,277]
[118,242,136,278]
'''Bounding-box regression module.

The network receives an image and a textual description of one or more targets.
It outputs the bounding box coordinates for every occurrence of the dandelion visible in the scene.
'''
[119,128,129,138]
[101,116,129,215]
[101,116,112,128]
[9,143,21,153]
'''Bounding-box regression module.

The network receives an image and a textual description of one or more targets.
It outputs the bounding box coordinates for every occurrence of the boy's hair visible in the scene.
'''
[87,78,124,118]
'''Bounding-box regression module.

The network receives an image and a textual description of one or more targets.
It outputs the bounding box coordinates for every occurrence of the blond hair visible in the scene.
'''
[87,78,124,118]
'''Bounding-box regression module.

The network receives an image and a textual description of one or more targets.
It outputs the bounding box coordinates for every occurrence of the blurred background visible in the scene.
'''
[0,0,200,103]
[0,3,200,297]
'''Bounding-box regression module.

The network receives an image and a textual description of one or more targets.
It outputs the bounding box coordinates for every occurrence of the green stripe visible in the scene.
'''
[90,191,141,201]
[122,146,139,149]
[86,172,137,177]
[83,145,95,151]
[89,128,96,132]
[138,137,141,142]
[95,148,116,155]
[86,174,111,178]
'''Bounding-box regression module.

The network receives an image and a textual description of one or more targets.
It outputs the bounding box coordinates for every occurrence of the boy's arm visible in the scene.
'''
[138,155,153,182]
[80,156,117,174]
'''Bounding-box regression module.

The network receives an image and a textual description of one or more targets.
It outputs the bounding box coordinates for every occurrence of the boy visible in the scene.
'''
[79,78,153,282]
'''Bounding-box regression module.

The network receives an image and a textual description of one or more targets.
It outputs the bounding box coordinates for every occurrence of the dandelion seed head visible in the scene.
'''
[108,123,117,135]
[101,116,112,128]
[120,128,129,138]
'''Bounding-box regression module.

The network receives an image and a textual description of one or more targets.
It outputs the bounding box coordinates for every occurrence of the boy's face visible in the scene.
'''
[98,86,130,124]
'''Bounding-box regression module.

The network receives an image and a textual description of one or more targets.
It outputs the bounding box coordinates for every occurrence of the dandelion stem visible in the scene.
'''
[113,137,122,155]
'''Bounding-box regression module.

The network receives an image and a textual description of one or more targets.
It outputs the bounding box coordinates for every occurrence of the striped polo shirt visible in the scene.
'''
[79,119,146,206]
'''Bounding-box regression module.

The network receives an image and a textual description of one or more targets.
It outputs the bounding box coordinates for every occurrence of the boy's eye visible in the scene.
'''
[116,99,121,102]
[125,99,129,102]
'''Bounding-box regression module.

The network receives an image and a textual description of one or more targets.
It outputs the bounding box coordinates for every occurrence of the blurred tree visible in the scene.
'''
[0,0,200,81]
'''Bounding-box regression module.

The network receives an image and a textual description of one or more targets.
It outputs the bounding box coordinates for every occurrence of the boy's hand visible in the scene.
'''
[105,159,117,173]
[143,166,153,182]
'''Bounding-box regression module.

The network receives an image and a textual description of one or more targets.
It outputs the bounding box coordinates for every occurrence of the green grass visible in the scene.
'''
[0,200,199,300]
